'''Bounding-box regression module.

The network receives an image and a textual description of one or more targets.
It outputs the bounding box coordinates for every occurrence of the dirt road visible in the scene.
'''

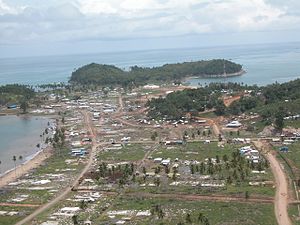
[15,111,98,225]
[125,192,274,204]
[253,141,292,225]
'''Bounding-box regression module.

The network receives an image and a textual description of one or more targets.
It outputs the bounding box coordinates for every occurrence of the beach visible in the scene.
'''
[0,147,53,188]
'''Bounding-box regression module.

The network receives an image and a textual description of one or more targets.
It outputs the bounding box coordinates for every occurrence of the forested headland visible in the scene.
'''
[69,59,243,86]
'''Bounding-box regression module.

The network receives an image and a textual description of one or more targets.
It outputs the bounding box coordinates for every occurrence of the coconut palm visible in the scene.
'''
[19,155,23,172]
[198,212,204,223]
[12,155,17,177]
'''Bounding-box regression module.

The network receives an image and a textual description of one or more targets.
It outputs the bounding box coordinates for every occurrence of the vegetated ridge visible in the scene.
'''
[146,79,300,124]
[69,59,243,86]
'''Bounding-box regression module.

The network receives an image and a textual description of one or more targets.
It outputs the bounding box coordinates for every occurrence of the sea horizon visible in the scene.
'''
[0,41,300,86]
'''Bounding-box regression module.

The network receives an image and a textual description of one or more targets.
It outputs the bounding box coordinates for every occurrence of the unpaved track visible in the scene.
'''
[0,203,40,207]
[253,141,292,225]
[16,111,98,225]
[125,192,274,204]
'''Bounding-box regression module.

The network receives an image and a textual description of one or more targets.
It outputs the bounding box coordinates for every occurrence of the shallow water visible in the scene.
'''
[0,115,51,175]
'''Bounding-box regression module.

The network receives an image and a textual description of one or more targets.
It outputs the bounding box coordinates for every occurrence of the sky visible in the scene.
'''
[1,0,300,57]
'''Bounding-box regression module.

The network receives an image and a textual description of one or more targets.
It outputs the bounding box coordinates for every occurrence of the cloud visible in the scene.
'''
[0,0,299,45]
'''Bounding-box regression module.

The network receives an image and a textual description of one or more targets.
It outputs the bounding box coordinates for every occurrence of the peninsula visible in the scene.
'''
[69,59,243,86]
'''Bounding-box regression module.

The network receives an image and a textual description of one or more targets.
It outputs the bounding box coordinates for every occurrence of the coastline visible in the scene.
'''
[0,146,53,188]
[184,69,246,81]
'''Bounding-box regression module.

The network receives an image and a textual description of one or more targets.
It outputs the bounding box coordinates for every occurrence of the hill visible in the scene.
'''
[69,60,243,86]
[146,79,300,121]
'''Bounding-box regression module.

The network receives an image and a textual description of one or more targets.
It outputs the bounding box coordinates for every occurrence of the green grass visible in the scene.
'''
[277,142,300,176]
[151,142,237,162]
[198,111,217,118]
[95,196,276,225]
[0,206,35,225]
[288,205,300,225]
[34,147,82,175]
[285,120,300,128]
[98,144,148,161]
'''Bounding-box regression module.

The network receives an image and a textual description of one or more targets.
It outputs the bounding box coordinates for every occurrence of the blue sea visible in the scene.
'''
[0,42,300,86]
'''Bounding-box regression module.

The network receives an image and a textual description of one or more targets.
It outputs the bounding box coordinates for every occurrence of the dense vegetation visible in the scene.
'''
[147,79,300,126]
[0,84,35,106]
[69,60,243,86]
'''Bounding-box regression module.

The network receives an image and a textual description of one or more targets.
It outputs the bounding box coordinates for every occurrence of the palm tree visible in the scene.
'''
[72,215,79,225]
[186,213,192,223]
[198,212,204,223]
[19,156,23,172]
[12,155,17,177]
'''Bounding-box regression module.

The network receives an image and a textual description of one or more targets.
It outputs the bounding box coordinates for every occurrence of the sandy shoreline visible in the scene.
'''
[184,69,246,81]
[0,147,53,188]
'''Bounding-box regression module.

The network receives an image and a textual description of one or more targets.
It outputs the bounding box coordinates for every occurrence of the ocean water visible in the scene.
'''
[0,116,51,175]
[0,42,300,86]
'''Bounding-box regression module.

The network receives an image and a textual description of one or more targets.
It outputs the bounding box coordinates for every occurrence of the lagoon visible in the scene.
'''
[0,115,51,175]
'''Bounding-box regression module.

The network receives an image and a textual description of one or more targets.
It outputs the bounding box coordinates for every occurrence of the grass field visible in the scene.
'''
[0,205,35,225]
[288,205,300,225]
[95,196,276,225]
[97,144,149,162]
[285,120,300,129]
[151,142,239,162]
[276,142,300,177]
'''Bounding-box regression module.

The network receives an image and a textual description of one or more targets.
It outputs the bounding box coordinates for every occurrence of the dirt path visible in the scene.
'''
[15,111,99,225]
[253,141,292,225]
[223,95,241,107]
[0,203,40,207]
[125,192,274,204]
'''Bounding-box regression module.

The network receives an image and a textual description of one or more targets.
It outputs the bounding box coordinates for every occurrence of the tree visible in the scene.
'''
[186,213,192,223]
[274,108,284,131]
[192,133,195,139]
[222,154,228,162]
[12,155,17,177]
[190,164,195,174]
[18,155,23,171]
[142,166,147,175]
[200,162,205,174]
[208,129,212,136]
[245,191,250,200]
[79,200,87,209]
[218,134,222,142]
[72,215,79,225]
[154,177,161,187]
[151,133,157,141]
[215,99,226,116]
[198,212,204,223]
[20,99,28,114]
[203,217,210,225]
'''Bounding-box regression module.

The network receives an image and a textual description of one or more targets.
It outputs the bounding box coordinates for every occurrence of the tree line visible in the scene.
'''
[69,60,243,87]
